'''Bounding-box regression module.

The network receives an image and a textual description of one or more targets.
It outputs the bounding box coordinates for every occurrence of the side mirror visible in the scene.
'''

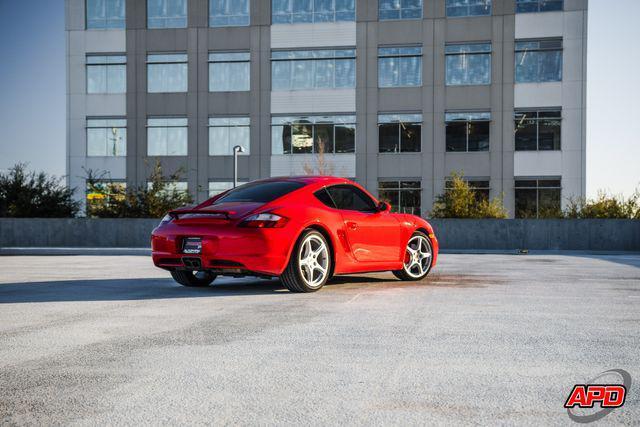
[377,201,391,212]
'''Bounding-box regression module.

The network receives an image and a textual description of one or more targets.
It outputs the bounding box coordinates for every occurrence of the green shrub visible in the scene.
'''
[430,172,507,219]
[86,161,193,218]
[564,189,640,219]
[0,163,79,217]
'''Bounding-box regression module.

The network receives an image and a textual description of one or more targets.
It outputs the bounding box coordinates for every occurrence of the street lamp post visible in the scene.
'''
[233,145,245,188]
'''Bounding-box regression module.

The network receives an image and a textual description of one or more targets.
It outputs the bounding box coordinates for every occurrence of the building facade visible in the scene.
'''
[66,0,588,217]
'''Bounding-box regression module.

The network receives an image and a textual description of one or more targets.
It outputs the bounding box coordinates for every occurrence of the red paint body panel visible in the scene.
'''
[151,176,438,277]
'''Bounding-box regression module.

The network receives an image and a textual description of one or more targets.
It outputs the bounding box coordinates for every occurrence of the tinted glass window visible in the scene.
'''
[314,188,336,208]
[326,185,377,212]
[215,181,306,204]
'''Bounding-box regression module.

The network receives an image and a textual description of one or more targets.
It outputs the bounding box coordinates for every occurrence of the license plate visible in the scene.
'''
[182,237,202,254]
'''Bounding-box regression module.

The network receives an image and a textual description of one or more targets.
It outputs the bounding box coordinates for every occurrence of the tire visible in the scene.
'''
[281,229,332,293]
[171,270,217,287]
[393,231,434,281]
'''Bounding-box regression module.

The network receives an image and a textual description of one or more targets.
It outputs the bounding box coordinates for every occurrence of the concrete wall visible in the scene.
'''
[1,219,637,251]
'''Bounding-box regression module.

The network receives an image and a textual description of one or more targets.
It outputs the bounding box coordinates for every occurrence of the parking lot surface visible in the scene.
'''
[0,253,639,425]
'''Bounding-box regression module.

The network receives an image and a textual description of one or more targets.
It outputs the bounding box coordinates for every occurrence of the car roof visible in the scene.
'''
[250,176,351,186]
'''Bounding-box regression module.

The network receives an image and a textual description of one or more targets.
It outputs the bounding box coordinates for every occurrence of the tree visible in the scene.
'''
[302,137,335,176]
[85,160,193,218]
[564,189,640,219]
[430,172,507,218]
[0,163,79,217]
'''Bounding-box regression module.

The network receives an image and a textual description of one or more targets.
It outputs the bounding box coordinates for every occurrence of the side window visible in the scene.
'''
[326,185,377,212]
[314,188,336,208]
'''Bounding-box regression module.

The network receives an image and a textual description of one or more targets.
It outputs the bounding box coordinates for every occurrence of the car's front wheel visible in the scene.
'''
[393,232,433,281]
[171,270,217,287]
[281,229,332,292]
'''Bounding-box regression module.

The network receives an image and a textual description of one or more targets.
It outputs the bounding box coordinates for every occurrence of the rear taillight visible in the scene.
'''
[238,213,288,228]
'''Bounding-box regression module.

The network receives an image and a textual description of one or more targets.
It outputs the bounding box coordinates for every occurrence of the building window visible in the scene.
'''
[271,49,356,91]
[516,0,563,13]
[87,118,127,156]
[446,0,491,17]
[210,0,249,27]
[209,181,248,197]
[147,117,187,156]
[378,181,421,215]
[272,0,356,24]
[86,55,126,94]
[445,178,490,201]
[378,46,422,88]
[86,181,126,215]
[147,181,189,196]
[379,0,422,20]
[515,178,562,218]
[209,117,250,156]
[86,0,126,29]
[209,52,250,92]
[445,43,491,86]
[271,115,356,155]
[445,112,490,152]
[147,0,187,28]
[147,53,187,93]
[515,109,561,151]
[515,39,562,83]
[378,114,422,153]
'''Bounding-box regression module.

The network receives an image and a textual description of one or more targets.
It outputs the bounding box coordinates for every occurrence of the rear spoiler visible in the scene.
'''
[168,209,235,220]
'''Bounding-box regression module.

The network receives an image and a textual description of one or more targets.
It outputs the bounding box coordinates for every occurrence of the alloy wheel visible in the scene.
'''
[403,235,432,278]
[298,234,329,289]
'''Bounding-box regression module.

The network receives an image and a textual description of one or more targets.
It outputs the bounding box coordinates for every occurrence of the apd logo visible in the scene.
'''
[564,369,631,423]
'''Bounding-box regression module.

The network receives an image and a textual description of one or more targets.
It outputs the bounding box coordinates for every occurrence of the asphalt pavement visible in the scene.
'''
[0,253,638,425]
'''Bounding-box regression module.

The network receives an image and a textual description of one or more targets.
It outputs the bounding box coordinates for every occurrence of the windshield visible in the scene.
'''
[214,181,306,204]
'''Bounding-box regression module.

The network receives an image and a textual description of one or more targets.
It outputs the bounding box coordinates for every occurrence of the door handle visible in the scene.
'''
[346,221,358,231]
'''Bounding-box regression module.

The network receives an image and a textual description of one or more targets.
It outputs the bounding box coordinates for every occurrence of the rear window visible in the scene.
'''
[214,181,306,204]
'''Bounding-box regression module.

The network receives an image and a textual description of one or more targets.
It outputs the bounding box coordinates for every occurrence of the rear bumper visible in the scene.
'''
[151,224,296,277]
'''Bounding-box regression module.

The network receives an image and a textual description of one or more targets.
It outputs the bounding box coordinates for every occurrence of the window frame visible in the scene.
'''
[445,0,492,18]
[208,52,251,92]
[515,38,563,83]
[445,42,492,86]
[271,0,356,24]
[377,46,423,88]
[86,0,126,29]
[515,0,563,13]
[86,117,127,157]
[147,0,188,28]
[208,116,251,156]
[514,177,562,218]
[378,113,423,154]
[146,53,188,93]
[378,0,423,21]
[377,180,422,215]
[445,111,491,152]
[146,116,188,156]
[209,0,250,27]
[324,184,379,213]
[271,115,356,155]
[86,54,127,94]
[270,48,356,91]
[514,108,562,151]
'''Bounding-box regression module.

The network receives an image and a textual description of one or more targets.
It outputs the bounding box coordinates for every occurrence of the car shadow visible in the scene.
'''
[0,274,403,304]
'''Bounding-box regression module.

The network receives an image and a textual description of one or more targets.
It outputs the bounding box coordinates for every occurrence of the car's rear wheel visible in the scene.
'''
[281,229,331,292]
[393,232,433,281]
[171,270,217,287]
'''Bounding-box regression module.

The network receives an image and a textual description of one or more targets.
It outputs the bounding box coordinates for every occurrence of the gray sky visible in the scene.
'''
[0,0,638,197]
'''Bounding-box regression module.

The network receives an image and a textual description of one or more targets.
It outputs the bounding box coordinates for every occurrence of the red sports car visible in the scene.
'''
[152,176,438,292]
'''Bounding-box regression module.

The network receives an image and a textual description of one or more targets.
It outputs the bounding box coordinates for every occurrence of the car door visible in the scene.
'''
[325,185,401,263]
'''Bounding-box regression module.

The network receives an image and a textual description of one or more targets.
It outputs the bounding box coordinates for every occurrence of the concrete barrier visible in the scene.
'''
[0,218,638,251]
[428,219,640,251]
